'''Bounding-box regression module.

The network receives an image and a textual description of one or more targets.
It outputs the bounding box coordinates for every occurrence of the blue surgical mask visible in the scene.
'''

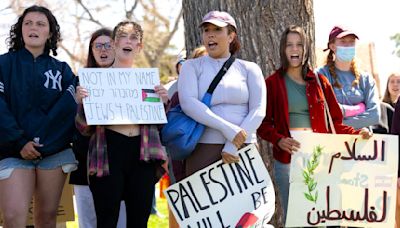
[336,46,355,62]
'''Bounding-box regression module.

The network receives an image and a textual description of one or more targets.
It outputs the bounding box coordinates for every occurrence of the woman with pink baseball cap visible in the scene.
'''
[178,10,266,174]
[318,26,380,130]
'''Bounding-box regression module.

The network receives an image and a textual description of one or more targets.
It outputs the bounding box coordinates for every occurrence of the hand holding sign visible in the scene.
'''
[286,132,398,227]
[232,129,247,148]
[278,137,301,154]
[75,85,88,104]
[359,127,373,139]
[165,144,275,227]
[154,85,169,104]
[78,68,167,125]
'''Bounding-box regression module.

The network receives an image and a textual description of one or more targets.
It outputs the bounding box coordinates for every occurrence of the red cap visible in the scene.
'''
[324,25,359,51]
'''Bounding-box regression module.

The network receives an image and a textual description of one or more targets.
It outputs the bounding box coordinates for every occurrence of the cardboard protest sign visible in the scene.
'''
[78,68,167,125]
[164,144,275,227]
[0,179,75,225]
[286,132,398,227]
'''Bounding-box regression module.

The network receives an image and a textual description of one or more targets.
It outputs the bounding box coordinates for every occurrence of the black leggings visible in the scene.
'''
[89,129,157,228]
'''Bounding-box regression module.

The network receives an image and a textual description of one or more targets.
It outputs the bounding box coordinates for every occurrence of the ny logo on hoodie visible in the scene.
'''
[43,70,62,91]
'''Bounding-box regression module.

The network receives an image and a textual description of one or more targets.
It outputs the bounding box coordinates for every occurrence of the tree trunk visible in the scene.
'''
[182,1,315,227]
[182,0,315,75]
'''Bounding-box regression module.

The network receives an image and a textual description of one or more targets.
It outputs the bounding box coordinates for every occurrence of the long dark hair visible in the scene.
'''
[227,25,240,55]
[7,5,61,56]
[279,25,310,78]
[86,28,113,67]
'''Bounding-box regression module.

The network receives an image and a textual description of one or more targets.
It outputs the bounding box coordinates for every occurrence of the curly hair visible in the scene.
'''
[112,21,143,43]
[326,50,360,88]
[86,28,113,67]
[7,5,61,56]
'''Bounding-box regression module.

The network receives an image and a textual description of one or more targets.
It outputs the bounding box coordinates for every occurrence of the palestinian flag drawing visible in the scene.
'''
[142,89,160,102]
[236,212,258,228]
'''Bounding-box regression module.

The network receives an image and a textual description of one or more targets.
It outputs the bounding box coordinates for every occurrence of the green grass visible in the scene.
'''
[148,197,169,228]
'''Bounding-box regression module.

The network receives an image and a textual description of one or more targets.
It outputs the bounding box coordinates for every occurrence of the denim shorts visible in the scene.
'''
[0,148,78,180]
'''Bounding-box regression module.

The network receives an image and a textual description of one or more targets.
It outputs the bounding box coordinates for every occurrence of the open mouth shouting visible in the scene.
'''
[208,41,218,49]
[100,53,109,60]
[28,33,39,39]
[122,47,133,54]
[289,53,302,65]
[290,54,300,60]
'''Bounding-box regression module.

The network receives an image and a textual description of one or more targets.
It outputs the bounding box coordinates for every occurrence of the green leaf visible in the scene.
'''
[311,162,319,171]
[302,145,324,204]
[303,171,310,180]
[307,162,312,171]
[310,182,317,191]
[304,176,310,184]
[304,192,314,202]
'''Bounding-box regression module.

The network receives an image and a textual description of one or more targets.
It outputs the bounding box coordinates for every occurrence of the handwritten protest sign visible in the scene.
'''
[164,144,275,227]
[286,132,398,227]
[78,68,167,125]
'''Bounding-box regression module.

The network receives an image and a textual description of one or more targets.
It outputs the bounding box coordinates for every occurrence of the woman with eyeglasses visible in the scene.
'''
[75,21,169,228]
[69,28,126,228]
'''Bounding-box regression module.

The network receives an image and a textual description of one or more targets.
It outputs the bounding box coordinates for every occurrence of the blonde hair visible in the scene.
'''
[189,46,207,59]
[382,72,400,104]
[326,50,360,88]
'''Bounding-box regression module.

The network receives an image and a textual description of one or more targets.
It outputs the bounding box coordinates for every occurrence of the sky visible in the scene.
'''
[0,0,399,90]
[0,0,183,68]
[314,0,400,90]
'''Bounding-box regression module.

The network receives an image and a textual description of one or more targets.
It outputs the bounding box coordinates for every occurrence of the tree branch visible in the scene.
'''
[124,0,139,19]
[0,4,11,12]
[139,0,169,27]
[75,0,103,26]
[59,43,85,65]
[155,8,183,56]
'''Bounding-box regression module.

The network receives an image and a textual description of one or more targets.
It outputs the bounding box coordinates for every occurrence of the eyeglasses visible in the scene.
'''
[93,42,112,50]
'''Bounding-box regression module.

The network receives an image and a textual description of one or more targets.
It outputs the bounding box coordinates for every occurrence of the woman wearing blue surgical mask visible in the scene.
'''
[318,26,380,130]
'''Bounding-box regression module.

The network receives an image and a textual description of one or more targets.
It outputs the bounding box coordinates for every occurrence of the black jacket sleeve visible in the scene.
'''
[0,54,28,157]
[390,101,400,177]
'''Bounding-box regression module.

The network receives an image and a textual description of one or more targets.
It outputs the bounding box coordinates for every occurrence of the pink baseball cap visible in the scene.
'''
[199,11,237,30]
[324,25,359,51]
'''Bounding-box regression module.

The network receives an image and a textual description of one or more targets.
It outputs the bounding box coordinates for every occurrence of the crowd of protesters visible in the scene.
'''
[0,4,398,228]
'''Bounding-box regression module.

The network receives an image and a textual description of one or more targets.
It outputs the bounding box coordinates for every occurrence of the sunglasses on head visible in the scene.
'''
[93,42,112,50]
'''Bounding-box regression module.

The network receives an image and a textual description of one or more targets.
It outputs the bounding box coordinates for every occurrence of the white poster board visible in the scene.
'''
[164,144,275,227]
[78,68,167,125]
[286,132,398,227]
